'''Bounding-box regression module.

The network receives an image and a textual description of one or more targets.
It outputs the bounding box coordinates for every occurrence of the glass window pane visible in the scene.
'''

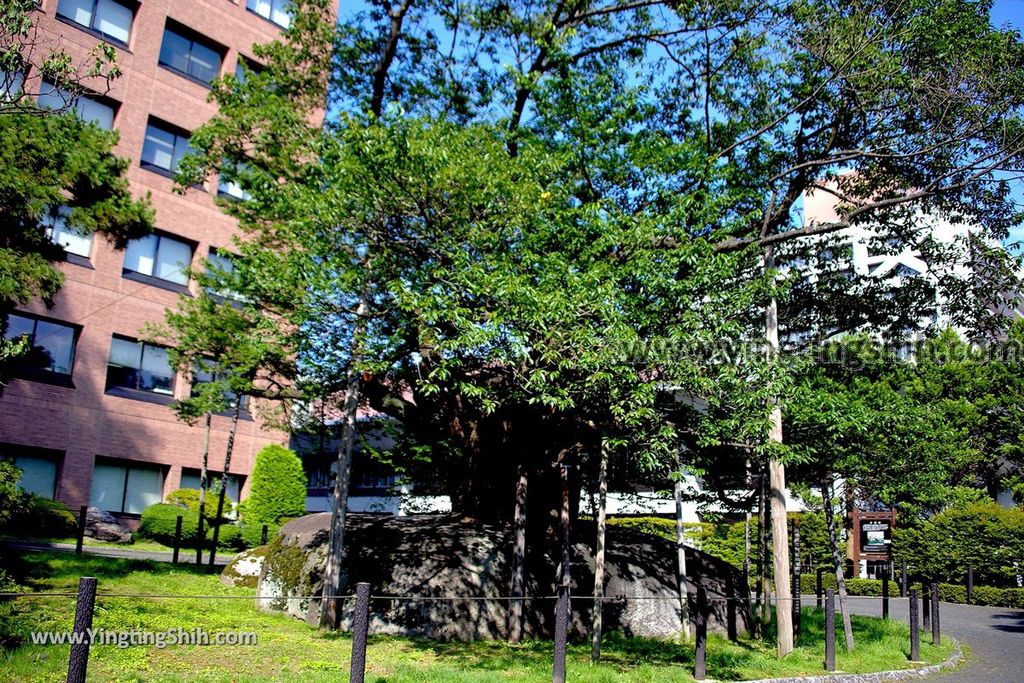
[124,466,163,514]
[159,29,191,74]
[1,69,25,101]
[123,234,157,275]
[271,0,291,28]
[94,0,132,43]
[37,80,72,111]
[140,344,173,394]
[53,223,94,258]
[89,463,127,511]
[57,0,93,27]
[155,236,191,284]
[76,96,114,129]
[33,320,75,374]
[14,455,58,499]
[5,314,34,342]
[171,135,193,173]
[188,42,221,83]
[180,470,201,490]
[141,125,176,170]
[247,0,272,20]
[108,337,142,368]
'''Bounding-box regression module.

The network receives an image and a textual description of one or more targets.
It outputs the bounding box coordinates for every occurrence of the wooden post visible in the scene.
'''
[921,581,930,632]
[908,589,920,661]
[552,585,569,683]
[792,519,801,637]
[75,505,87,554]
[824,588,836,672]
[882,570,889,619]
[816,567,823,609]
[196,502,205,566]
[591,440,609,662]
[509,464,528,643]
[350,582,370,683]
[900,560,907,597]
[261,524,268,546]
[694,585,707,681]
[172,515,183,564]
[931,583,940,646]
[66,577,97,683]
[966,567,973,605]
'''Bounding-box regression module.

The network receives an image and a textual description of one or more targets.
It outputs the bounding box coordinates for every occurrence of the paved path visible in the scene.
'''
[2,539,234,566]
[815,594,1024,683]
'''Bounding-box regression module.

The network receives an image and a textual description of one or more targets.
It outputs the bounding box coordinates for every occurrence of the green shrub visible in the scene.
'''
[166,489,202,515]
[139,503,201,548]
[4,496,77,539]
[240,522,278,548]
[798,573,1024,608]
[893,501,1024,587]
[206,524,244,551]
[0,460,27,529]
[239,445,306,525]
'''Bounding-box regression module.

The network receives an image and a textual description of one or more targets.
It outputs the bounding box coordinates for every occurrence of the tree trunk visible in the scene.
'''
[756,468,767,636]
[591,439,609,661]
[674,464,691,641]
[209,398,241,566]
[508,464,528,643]
[764,248,793,657]
[821,476,855,651]
[319,292,369,630]
[196,412,211,565]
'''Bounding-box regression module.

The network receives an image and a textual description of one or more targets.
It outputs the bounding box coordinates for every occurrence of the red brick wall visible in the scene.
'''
[0,0,325,510]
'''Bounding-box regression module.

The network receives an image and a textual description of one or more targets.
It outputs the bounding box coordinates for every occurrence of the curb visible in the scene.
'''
[736,637,963,683]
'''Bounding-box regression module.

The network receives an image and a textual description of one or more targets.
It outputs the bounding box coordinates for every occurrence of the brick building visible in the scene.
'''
[1,0,325,522]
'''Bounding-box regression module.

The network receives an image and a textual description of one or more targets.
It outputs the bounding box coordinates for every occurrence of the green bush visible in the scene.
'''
[206,524,245,551]
[240,522,278,548]
[0,460,27,529]
[798,572,1024,608]
[894,501,1024,588]
[4,496,77,539]
[139,503,201,548]
[239,445,306,525]
[166,489,202,515]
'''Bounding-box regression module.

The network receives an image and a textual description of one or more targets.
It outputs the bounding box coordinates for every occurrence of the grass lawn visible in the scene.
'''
[1,553,955,682]
[3,535,190,555]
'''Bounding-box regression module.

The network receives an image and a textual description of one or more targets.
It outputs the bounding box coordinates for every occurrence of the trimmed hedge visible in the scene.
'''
[4,496,77,539]
[239,445,306,526]
[798,573,1024,609]
[139,504,201,548]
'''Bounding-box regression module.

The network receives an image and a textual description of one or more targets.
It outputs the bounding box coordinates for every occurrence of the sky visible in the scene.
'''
[991,1,1024,246]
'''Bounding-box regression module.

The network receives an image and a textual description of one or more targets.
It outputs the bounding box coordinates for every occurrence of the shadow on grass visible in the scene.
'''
[4,551,218,590]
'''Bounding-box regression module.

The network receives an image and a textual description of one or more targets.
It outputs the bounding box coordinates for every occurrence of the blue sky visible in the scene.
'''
[991,0,1024,246]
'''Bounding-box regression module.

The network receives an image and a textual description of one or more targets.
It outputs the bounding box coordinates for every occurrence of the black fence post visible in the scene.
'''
[921,581,930,631]
[908,589,920,661]
[931,583,940,646]
[882,570,890,620]
[552,585,569,683]
[816,567,824,609]
[75,505,87,554]
[824,588,836,672]
[261,524,269,546]
[350,582,370,683]
[900,560,908,597]
[694,585,707,681]
[66,576,97,683]
[172,515,183,564]
[966,567,974,605]
[792,521,801,638]
[196,503,205,566]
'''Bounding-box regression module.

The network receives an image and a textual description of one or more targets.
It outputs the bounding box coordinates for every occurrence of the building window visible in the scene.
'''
[246,0,292,28]
[234,57,263,84]
[42,206,93,259]
[217,161,251,201]
[192,360,249,413]
[105,336,175,396]
[3,313,77,377]
[158,24,223,86]
[89,460,164,514]
[203,248,244,300]
[140,120,192,175]
[38,80,116,129]
[122,232,192,286]
[56,0,133,46]
[1,69,25,102]
[3,453,60,499]
[180,468,242,504]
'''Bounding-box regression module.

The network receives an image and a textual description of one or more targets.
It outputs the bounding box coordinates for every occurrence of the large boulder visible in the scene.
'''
[84,507,132,543]
[257,513,752,641]
[221,547,268,588]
